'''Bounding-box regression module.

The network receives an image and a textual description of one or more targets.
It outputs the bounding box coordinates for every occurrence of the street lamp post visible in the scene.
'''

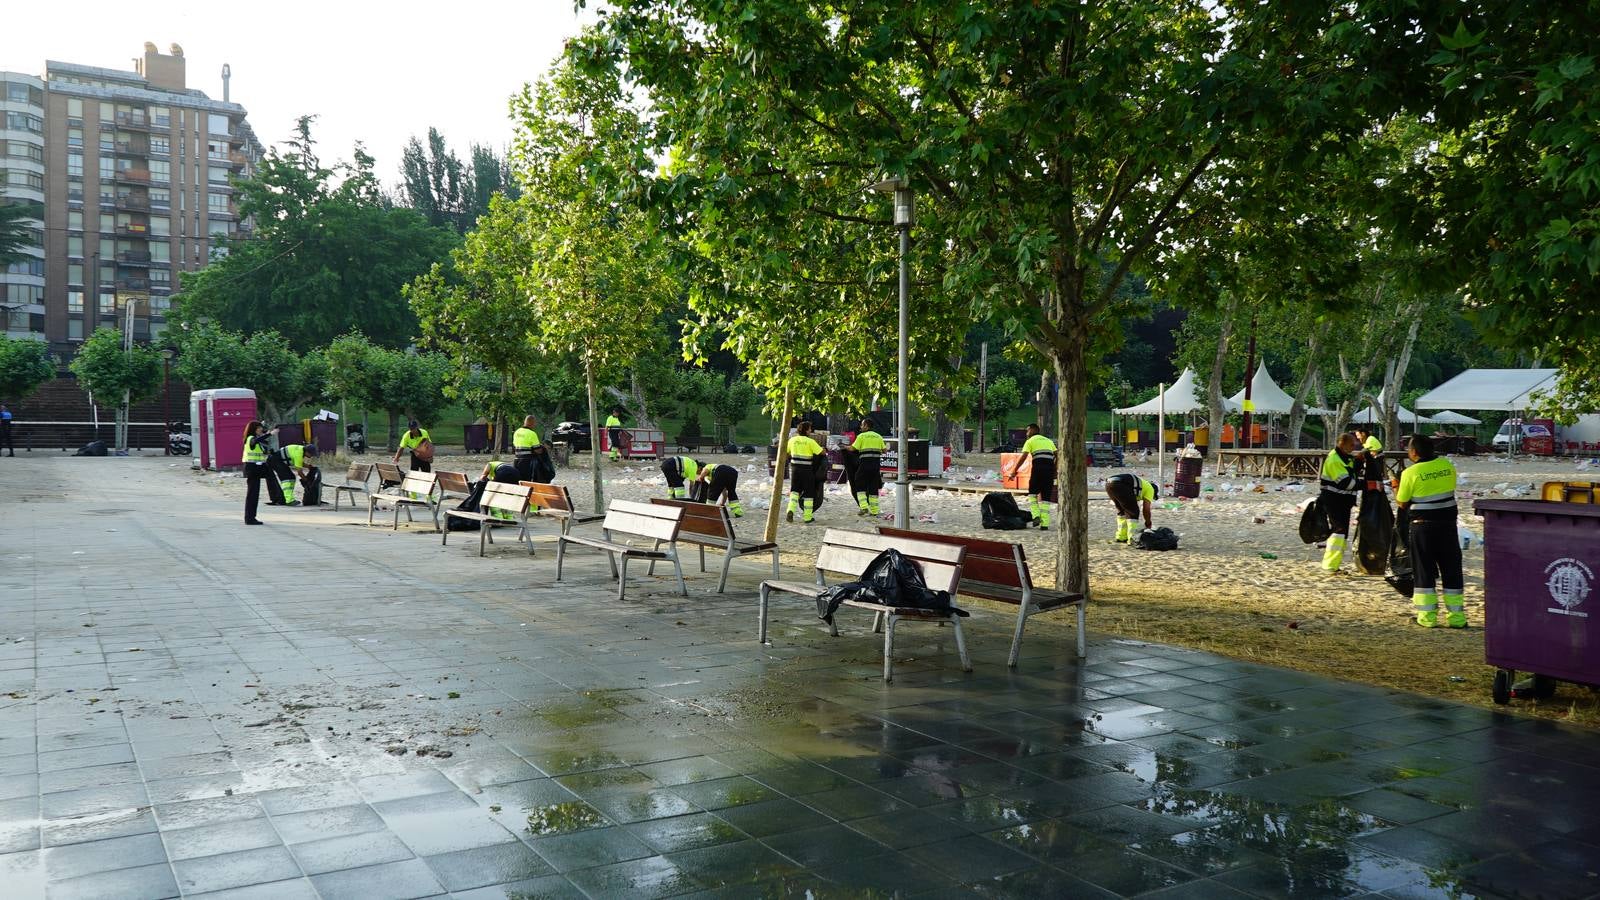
[871,178,914,529]
[161,348,174,455]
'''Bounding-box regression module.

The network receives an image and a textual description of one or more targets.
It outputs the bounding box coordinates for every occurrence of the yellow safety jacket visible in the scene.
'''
[605,415,622,428]
[851,430,886,456]
[513,427,540,451]
[284,444,305,469]
[668,456,700,482]
[399,429,430,451]
[1021,434,1057,462]
[1320,450,1359,495]
[1363,435,1383,454]
[787,435,825,472]
[1397,456,1458,523]
[243,434,268,464]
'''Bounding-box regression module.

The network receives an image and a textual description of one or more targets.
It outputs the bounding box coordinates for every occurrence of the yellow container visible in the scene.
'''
[1541,481,1598,503]
[1127,429,1140,444]
[1163,429,1180,445]
[1193,426,1210,447]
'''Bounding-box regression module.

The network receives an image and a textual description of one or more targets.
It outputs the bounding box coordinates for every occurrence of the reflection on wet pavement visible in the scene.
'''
[1,458,1598,898]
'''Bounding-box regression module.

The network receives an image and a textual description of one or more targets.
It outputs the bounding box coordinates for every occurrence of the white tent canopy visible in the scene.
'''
[1115,368,1241,415]
[1429,410,1482,426]
[1414,368,1559,411]
[1227,362,1334,416]
[1348,404,1435,425]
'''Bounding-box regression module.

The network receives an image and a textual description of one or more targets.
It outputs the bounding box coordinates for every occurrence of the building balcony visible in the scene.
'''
[116,278,150,292]
[117,251,152,266]
[206,207,237,221]
[115,194,149,211]
[114,225,150,239]
[113,169,151,185]
[227,150,248,168]
[114,112,152,131]
[114,140,148,157]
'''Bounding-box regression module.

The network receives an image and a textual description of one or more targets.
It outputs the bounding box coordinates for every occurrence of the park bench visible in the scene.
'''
[436,470,474,506]
[556,500,687,601]
[647,498,779,592]
[878,526,1087,664]
[332,463,373,511]
[442,481,534,557]
[758,529,969,682]
[367,470,441,532]
[523,482,605,536]
[374,462,406,491]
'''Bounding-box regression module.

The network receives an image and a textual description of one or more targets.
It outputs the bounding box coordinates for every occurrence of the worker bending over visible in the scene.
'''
[270,443,319,506]
[661,455,700,499]
[1005,423,1057,529]
[1396,434,1465,628]
[695,462,743,517]
[786,421,825,524]
[850,419,885,516]
[1318,432,1362,573]
[1105,472,1157,543]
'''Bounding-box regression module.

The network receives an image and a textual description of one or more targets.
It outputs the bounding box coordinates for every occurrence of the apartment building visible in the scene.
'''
[0,42,262,359]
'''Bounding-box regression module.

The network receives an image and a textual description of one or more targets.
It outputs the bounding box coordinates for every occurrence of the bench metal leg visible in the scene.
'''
[771,549,780,578]
[952,615,972,673]
[441,523,450,547]
[555,538,567,582]
[698,545,706,573]
[671,550,687,596]
[883,614,898,682]
[871,611,884,634]
[393,503,403,531]
[717,554,733,594]
[616,555,629,601]
[479,523,489,557]
[648,539,662,575]
[758,583,771,644]
[1008,603,1031,668]
[367,498,376,526]
[828,609,839,637]
[601,530,619,578]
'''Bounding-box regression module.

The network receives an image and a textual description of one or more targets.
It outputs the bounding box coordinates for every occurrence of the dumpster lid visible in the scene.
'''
[1475,498,1600,520]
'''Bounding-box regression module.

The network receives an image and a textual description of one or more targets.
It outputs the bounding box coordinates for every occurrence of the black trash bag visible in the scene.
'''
[1356,489,1393,576]
[811,454,828,510]
[75,440,108,457]
[1385,514,1414,597]
[493,463,521,483]
[740,445,757,454]
[1136,527,1180,551]
[528,448,556,484]
[1299,498,1331,544]
[299,469,323,507]
[841,448,865,499]
[448,476,490,531]
[981,492,1033,530]
[815,548,967,624]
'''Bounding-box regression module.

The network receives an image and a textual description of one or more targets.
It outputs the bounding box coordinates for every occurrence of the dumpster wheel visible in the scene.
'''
[1492,669,1512,705]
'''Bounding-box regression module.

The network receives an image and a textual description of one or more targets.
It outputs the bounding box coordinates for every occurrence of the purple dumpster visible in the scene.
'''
[1474,498,1600,704]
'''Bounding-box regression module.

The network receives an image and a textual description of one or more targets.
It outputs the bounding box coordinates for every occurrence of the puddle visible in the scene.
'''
[523,801,608,836]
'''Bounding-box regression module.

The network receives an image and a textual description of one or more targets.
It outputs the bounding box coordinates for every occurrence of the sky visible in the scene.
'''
[3,0,591,191]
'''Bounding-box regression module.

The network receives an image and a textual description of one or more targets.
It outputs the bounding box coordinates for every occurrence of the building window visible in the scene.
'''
[5,112,43,134]
[150,216,169,236]
[68,318,84,341]
[149,267,171,285]
[150,136,169,155]
[99,238,114,260]
[67,290,84,313]
[1,141,45,163]
[100,213,115,233]
[151,106,170,127]
[149,188,170,208]
[67,98,82,117]
[207,141,226,160]
[6,258,44,277]
[208,166,229,184]
[98,292,115,315]
[99,157,114,179]
[68,211,83,231]
[99,133,114,152]
[67,127,83,148]
[67,236,83,257]
[67,152,84,177]
[150,242,169,263]
[208,114,230,136]
[4,170,45,190]
[207,192,230,212]
[4,284,43,305]
[149,160,170,184]
[68,263,84,284]
[99,102,113,123]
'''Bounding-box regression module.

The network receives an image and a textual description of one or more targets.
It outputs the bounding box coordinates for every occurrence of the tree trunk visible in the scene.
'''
[1288,321,1328,449]
[1208,293,1241,468]
[387,410,400,452]
[1038,370,1052,433]
[603,370,654,428]
[585,356,605,513]
[764,384,795,543]
[1381,311,1423,446]
[1053,339,1090,597]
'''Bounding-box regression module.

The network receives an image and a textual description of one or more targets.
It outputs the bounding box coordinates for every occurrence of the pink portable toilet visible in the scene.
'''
[189,388,258,470]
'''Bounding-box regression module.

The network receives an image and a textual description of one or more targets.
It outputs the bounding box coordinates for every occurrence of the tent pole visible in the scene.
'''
[1157,383,1165,489]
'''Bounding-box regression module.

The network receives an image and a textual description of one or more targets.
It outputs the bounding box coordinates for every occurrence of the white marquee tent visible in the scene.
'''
[1226,363,1334,416]
[1428,410,1482,426]
[1414,368,1560,411]
[1114,368,1241,416]
[1348,404,1435,426]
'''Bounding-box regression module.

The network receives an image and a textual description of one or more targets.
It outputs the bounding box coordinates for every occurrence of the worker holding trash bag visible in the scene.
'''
[1318,432,1362,573]
[660,455,701,500]
[1004,423,1057,530]
[694,462,744,517]
[786,421,826,524]
[1105,472,1158,544]
[1395,434,1466,628]
[849,419,886,516]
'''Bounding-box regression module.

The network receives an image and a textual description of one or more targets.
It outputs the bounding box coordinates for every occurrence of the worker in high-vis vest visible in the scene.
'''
[1354,426,1384,484]
[695,462,744,517]
[512,416,541,482]
[1105,472,1158,543]
[1005,424,1057,529]
[242,420,272,525]
[1396,433,1465,628]
[850,419,886,516]
[786,421,825,524]
[273,443,318,505]
[606,408,625,461]
[1318,432,1361,573]
[661,455,700,499]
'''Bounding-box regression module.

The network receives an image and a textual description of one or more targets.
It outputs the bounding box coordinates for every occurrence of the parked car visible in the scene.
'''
[550,421,591,452]
[1491,420,1552,448]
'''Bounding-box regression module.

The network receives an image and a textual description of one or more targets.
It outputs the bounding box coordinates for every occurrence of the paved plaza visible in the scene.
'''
[1,457,1597,899]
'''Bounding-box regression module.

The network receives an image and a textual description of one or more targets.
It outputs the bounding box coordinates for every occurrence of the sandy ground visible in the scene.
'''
[191,446,1600,728]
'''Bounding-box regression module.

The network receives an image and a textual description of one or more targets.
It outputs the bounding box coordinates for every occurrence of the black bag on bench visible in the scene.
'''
[816,548,967,624]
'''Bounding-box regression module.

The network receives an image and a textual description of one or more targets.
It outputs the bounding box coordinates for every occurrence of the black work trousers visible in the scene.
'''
[1320,491,1357,537]
[1410,518,1463,594]
[244,461,268,522]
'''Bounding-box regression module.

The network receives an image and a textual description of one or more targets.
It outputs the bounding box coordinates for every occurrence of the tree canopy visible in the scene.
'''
[0,336,55,402]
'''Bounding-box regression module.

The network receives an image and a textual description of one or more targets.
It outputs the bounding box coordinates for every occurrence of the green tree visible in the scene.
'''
[0,336,55,402]
[172,325,328,423]
[401,127,470,232]
[174,117,458,350]
[982,375,1022,444]
[69,327,161,450]
[592,1,1374,592]
[510,57,677,512]
[325,332,449,451]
